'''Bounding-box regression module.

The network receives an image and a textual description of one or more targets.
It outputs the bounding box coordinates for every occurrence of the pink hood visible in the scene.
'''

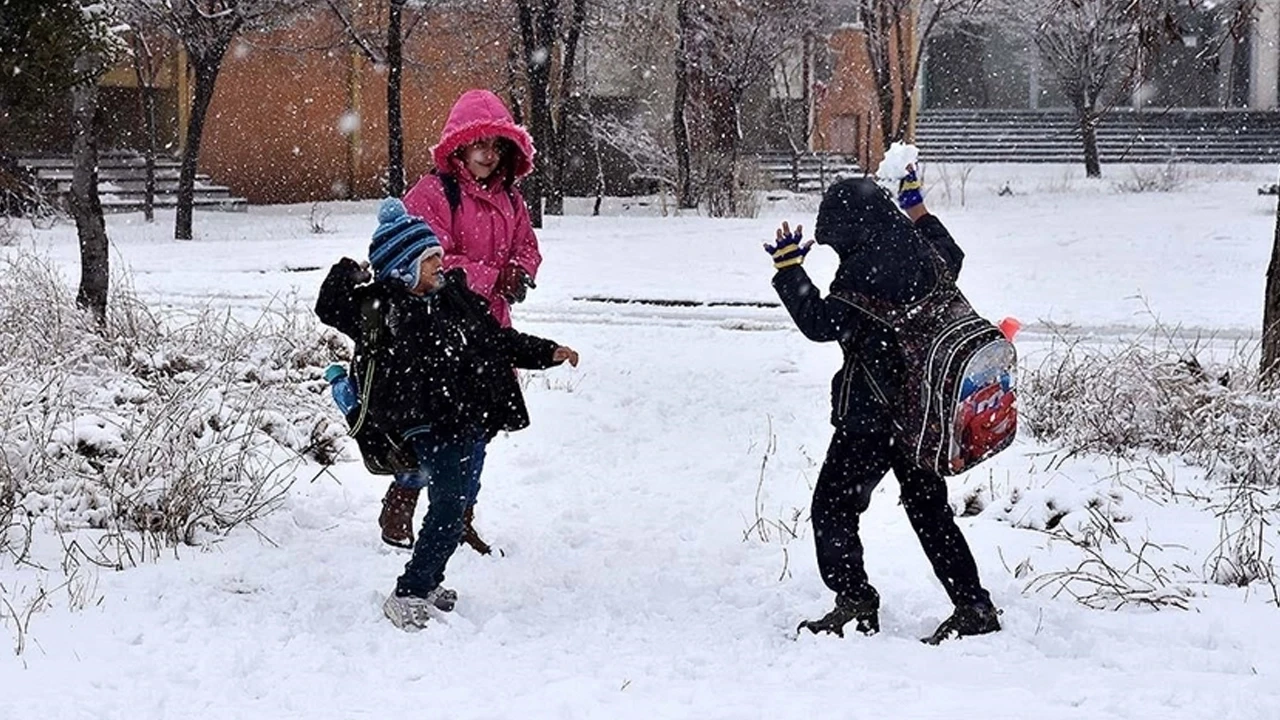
[431,90,536,179]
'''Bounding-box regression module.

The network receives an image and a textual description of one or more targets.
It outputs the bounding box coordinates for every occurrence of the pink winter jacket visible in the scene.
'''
[404,90,541,328]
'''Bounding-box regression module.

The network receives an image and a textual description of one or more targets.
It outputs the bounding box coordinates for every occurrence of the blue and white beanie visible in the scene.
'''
[368,197,443,288]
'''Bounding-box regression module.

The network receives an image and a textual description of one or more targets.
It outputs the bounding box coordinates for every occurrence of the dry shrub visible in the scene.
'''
[1023,323,1280,599]
[0,249,347,550]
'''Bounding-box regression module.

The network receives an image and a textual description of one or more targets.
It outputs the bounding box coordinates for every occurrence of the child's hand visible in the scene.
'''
[553,346,579,367]
[763,222,812,270]
[336,257,372,284]
[498,264,535,303]
[897,165,924,210]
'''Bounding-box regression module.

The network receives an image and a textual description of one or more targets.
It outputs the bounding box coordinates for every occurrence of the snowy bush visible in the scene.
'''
[1022,326,1280,598]
[1022,328,1276,485]
[1113,162,1187,194]
[0,250,347,549]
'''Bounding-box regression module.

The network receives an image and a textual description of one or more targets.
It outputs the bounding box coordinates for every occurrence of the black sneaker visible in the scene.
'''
[921,603,1000,645]
[798,594,880,637]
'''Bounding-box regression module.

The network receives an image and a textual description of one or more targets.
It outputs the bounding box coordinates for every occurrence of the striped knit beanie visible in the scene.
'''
[368,197,442,287]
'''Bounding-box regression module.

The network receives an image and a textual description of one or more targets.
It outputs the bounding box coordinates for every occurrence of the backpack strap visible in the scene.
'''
[435,169,518,216]
[435,170,462,215]
[348,295,385,437]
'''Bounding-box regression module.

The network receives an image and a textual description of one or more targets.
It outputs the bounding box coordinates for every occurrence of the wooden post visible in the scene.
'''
[176,48,190,154]
[905,0,922,144]
[346,50,361,200]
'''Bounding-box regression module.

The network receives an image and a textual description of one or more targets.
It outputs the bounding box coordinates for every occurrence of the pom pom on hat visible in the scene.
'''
[378,197,408,224]
[369,198,442,287]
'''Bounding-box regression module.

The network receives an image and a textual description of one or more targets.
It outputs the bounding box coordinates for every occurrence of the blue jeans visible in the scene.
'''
[394,430,485,598]
[393,433,487,508]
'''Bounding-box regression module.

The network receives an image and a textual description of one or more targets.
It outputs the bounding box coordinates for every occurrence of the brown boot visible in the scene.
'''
[460,505,492,555]
[379,483,419,549]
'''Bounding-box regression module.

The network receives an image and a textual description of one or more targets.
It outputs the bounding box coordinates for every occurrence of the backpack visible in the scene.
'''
[834,251,1017,477]
[342,296,419,476]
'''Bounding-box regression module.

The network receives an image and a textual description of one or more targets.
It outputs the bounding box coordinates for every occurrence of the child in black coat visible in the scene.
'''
[767,174,999,645]
[316,198,578,631]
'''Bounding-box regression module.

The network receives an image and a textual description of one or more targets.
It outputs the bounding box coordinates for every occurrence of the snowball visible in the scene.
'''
[876,142,920,182]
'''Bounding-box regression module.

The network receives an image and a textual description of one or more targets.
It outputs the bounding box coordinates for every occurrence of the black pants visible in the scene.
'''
[812,428,991,608]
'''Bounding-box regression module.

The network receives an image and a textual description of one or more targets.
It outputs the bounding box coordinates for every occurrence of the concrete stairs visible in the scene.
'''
[18,152,247,212]
[914,109,1280,164]
[753,151,862,193]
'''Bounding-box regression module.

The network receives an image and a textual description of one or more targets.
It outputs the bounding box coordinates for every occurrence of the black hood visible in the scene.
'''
[814,177,935,305]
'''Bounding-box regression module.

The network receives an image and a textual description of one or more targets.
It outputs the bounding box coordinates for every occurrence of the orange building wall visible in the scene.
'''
[813,24,911,171]
[200,11,506,205]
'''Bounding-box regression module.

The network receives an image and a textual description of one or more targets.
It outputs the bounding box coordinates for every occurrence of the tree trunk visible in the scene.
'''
[861,5,899,152]
[141,85,158,222]
[546,0,586,217]
[175,54,227,241]
[704,86,740,218]
[515,0,551,227]
[131,34,158,223]
[1262,194,1280,381]
[70,53,109,329]
[673,0,696,209]
[386,0,406,197]
[1080,109,1101,178]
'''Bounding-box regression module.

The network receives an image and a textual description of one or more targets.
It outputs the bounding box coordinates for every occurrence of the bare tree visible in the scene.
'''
[128,29,166,222]
[675,0,818,217]
[512,0,589,225]
[857,0,985,151]
[71,2,126,329]
[1033,0,1140,177]
[1011,0,1257,177]
[673,0,695,208]
[117,0,311,240]
[325,0,447,197]
[572,0,683,204]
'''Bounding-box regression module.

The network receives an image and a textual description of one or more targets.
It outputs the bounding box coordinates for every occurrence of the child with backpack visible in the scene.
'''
[315,198,578,631]
[389,89,542,554]
[766,171,1001,645]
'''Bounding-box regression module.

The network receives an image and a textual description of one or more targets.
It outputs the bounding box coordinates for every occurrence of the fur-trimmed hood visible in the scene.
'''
[430,89,536,179]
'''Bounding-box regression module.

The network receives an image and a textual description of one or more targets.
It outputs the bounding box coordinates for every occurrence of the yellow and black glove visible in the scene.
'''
[897,166,924,210]
[764,225,813,270]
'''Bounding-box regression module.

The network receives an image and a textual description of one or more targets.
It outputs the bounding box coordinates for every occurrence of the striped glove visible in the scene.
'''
[897,166,924,210]
[765,224,812,270]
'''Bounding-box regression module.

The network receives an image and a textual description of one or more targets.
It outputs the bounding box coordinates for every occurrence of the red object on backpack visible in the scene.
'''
[998,316,1022,342]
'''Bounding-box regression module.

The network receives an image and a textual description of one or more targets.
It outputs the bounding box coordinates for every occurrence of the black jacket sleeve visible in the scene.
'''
[914,214,964,278]
[496,327,561,369]
[772,265,862,343]
[315,258,368,341]
[455,278,561,369]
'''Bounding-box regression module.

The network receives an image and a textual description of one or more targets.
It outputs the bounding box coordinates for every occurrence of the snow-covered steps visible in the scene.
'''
[916,109,1280,164]
[17,151,247,213]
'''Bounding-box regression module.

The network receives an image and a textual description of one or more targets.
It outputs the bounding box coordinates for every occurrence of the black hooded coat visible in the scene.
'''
[315,263,561,441]
[772,178,965,433]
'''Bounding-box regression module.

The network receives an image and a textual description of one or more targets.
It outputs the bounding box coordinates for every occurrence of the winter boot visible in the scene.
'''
[798,593,880,638]
[382,586,456,631]
[460,504,492,555]
[383,593,434,631]
[379,483,419,550]
[921,602,1001,645]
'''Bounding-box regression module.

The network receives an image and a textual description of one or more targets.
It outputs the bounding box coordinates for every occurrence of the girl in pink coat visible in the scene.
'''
[403,89,541,329]
[379,89,542,554]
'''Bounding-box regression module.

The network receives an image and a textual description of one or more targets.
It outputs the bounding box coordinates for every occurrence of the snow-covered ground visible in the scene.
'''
[3,163,1280,719]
